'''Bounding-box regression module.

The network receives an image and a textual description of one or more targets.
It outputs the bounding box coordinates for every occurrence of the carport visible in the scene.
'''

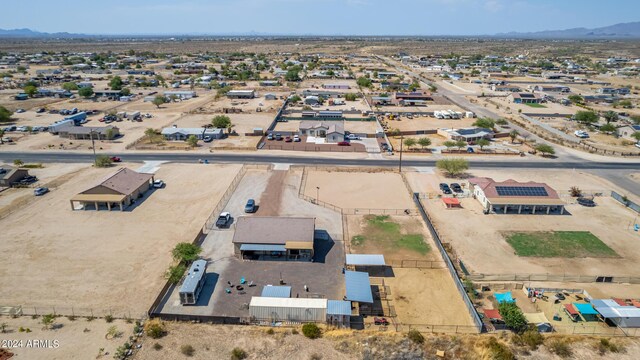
[70,193,127,211]
[344,270,373,303]
[442,197,461,209]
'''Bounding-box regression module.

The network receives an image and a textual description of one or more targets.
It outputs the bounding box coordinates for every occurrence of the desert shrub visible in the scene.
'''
[302,323,321,339]
[486,337,515,360]
[266,328,275,335]
[144,319,167,339]
[291,328,299,335]
[104,314,114,323]
[513,329,544,350]
[309,353,322,360]
[548,340,572,358]
[152,343,163,351]
[569,186,582,197]
[407,329,425,344]
[597,338,623,354]
[181,344,195,356]
[231,347,247,360]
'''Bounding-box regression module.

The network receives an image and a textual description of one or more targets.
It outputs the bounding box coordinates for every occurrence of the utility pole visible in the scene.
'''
[90,130,97,166]
[398,133,404,173]
[316,186,320,202]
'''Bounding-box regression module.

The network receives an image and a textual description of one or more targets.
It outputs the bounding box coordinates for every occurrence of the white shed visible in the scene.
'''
[249,297,327,323]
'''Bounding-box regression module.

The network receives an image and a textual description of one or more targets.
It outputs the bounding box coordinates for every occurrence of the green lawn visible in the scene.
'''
[352,215,429,255]
[524,103,547,108]
[505,231,618,258]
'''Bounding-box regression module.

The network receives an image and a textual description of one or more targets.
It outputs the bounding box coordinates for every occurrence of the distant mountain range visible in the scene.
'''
[1,22,640,39]
[495,22,640,39]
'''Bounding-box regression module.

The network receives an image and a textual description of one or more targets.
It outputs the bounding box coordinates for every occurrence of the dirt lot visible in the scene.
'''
[383,115,476,132]
[0,163,242,317]
[0,315,135,360]
[386,268,475,327]
[302,170,414,210]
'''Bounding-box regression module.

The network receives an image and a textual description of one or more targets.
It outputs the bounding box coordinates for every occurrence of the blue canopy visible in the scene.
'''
[574,303,598,315]
[495,292,515,303]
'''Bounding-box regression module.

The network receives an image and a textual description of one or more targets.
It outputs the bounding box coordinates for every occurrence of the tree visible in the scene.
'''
[187,135,198,147]
[603,111,619,124]
[477,138,490,150]
[436,158,469,177]
[145,128,161,144]
[13,159,24,167]
[345,93,357,101]
[23,85,38,97]
[443,140,456,149]
[120,88,131,96]
[403,138,417,149]
[600,123,616,133]
[356,76,372,88]
[417,137,432,149]
[212,115,232,129]
[632,132,640,142]
[455,140,467,150]
[574,110,598,124]
[109,76,123,90]
[144,319,167,339]
[285,69,300,82]
[152,95,166,108]
[62,82,78,91]
[509,130,519,143]
[78,87,94,98]
[165,264,187,284]
[95,155,113,168]
[172,243,202,263]
[498,302,527,333]
[0,106,12,122]
[0,129,4,144]
[535,144,555,156]
[41,314,55,330]
[568,94,584,104]
[472,117,495,129]
[289,95,301,103]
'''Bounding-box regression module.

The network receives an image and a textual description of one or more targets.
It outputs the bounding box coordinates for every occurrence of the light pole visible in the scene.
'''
[398,133,404,173]
[316,186,320,203]
[90,130,97,167]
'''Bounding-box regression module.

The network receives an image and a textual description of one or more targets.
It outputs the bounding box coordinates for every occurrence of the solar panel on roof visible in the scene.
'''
[495,186,548,197]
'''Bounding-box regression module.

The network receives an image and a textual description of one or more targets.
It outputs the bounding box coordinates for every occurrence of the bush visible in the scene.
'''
[94,155,113,168]
[152,342,163,351]
[266,328,275,335]
[104,314,114,323]
[436,158,469,177]
[302,323,321,339]
[407,329,424,344]
[309,354,322,360]
[597,338,623,354]
[144,319,167,339]
[548,340,572,358]
[231,347,247,360]
[486,337,514,360]
[513,328,544,350]
[165,263,187,284]
[291,328,299,335]
[172,243,202,263]
[181,344,195,356]
[498,302,527,333]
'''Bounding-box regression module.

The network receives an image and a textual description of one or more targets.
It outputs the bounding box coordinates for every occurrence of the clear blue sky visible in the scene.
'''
[2,0,638,35]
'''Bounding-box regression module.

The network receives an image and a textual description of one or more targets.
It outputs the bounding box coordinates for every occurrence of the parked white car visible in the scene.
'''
[574,130,589,138]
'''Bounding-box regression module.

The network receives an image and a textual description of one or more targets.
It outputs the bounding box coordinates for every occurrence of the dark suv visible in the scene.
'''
[439,183,452,194]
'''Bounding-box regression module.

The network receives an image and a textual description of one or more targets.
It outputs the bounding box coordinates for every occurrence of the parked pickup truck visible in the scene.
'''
[216,212,231,228]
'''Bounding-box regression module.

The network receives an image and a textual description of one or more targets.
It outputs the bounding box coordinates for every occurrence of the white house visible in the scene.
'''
[299,121,345,143]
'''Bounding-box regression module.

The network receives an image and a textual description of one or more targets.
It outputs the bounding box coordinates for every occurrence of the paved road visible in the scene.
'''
[1,151,638,170]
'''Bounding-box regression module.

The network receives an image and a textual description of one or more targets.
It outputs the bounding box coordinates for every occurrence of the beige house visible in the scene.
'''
[70,168,154,211]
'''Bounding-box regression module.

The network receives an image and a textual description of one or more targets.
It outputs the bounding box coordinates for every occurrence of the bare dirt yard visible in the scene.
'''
[0,315,135,360]
[0,163,242,317]
[302,170,414,210]
[386,268,476,329]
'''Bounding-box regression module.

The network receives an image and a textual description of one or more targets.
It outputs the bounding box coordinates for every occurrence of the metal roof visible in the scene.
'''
[344,270,373,303]
[179,260,207,294]
[249,296,327,309]
[327,300,352,316]
[345,254,386,266]
[261,285,292,298]
[239,244,287,252]
[232,217,315,245]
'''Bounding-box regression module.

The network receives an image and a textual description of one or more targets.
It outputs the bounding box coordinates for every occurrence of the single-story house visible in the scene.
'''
[260,80,279,86]
[227,90,255,99]
[443,127,494,142]
[317,110,343,119]
[618,125,640,141]
[469,177,565,215]
[491,85,521,92]
[163,90,197,100]
[532,85,570,93]
[323,84,350,89]
[299,121,345,142]
[394,91,432,102]
[508,92,544,104]
[70,168,155,211]
[57,125,120,140]
[0,167,30,187]
[161,127,224,141]
[94,90,123,98]
[232,216,316,261]
[302,89,342,98]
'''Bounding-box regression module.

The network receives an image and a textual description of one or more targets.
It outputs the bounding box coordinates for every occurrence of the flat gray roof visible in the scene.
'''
[346,254,386,266]
[179,260,207,294]
[232,217,315,245]
[327,300,352,316]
